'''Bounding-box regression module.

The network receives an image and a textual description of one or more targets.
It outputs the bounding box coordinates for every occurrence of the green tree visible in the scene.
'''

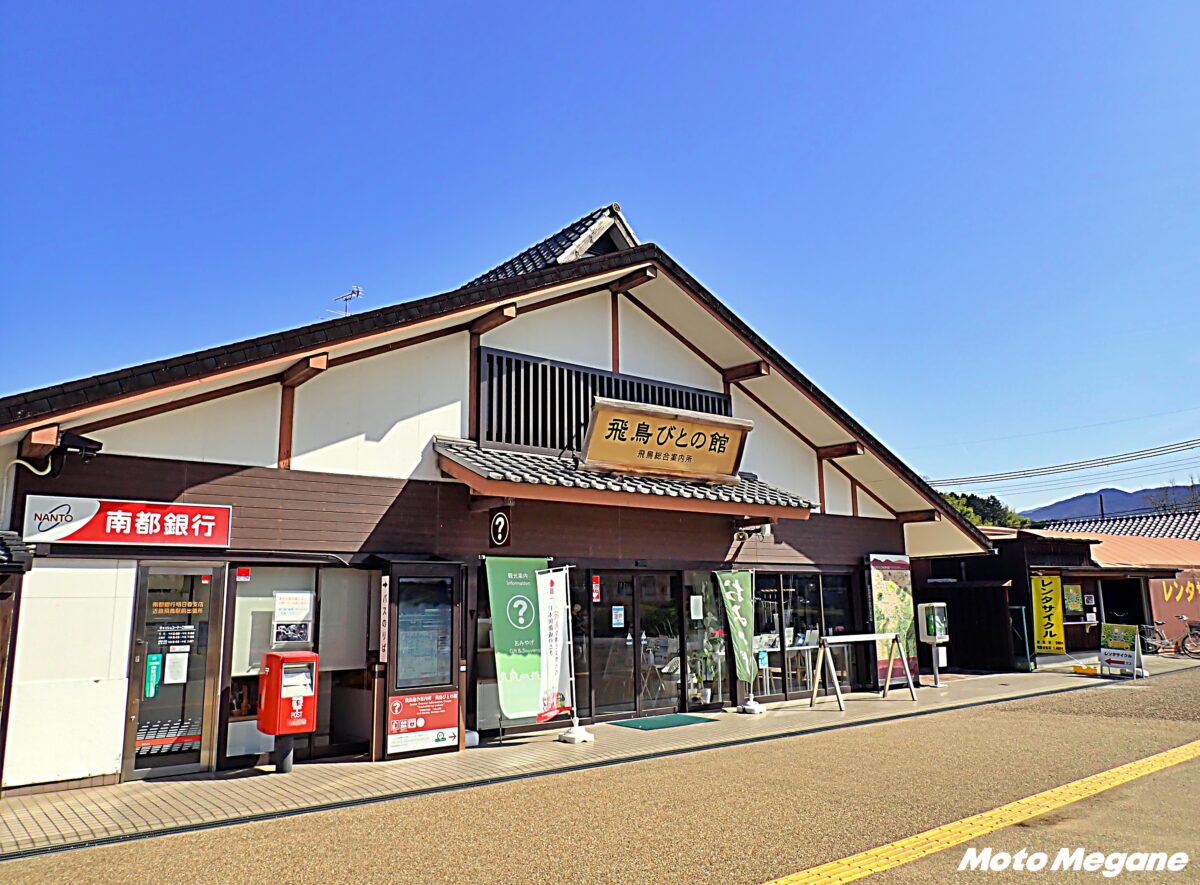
[940,492,1030,528]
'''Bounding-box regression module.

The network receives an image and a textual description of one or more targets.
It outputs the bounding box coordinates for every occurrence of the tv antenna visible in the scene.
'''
[328,286,363,317]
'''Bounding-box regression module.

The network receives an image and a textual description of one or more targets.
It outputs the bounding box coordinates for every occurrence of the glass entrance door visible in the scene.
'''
[124,564,223,779]
[590,572,682,718]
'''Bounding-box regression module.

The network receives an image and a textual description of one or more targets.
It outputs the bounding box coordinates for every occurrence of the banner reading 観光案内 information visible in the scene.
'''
[534,567,572,722]
[1032,575,1066,655]
[714,570,758,684]
[485,556,549,720]
[869,554,919,680]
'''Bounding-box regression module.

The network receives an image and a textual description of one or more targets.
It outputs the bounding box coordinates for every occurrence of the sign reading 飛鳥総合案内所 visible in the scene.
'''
[1032,576,1066,655]
[581,398,753,483]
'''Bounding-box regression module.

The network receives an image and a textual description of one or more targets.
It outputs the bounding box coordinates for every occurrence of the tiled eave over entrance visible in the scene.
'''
[434,437,812,521]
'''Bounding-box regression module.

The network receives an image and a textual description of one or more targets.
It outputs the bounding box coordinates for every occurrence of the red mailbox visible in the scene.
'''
[257,651,319,736]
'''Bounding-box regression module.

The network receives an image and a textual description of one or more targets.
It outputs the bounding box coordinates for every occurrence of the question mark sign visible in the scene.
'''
[508,595,533,629]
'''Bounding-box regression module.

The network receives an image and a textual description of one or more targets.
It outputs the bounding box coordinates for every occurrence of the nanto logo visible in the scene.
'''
[34,503,74,532]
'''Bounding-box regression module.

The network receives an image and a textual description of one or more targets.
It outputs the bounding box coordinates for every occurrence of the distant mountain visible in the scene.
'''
[1021,485,1200,522]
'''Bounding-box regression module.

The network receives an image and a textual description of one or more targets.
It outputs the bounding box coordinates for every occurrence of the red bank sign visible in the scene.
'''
[23,495,232,547]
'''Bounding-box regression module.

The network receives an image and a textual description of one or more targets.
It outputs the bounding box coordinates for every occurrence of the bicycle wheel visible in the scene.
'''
[1181,631,1200,659]
[1139,628,1161,655]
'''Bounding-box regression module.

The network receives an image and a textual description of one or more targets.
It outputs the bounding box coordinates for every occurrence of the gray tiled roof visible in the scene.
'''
[0,531,31,574]
[465,204,625,287]
[1041,509,1200,542]
[433,437,812,510]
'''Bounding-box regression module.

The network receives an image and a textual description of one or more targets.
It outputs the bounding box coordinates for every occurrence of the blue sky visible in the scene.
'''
[3,4,1198,511]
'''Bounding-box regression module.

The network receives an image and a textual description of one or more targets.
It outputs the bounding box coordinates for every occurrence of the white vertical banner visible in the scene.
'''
[535,567,571,723]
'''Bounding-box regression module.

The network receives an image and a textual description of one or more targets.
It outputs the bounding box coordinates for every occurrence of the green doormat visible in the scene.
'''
[610,713,717,731]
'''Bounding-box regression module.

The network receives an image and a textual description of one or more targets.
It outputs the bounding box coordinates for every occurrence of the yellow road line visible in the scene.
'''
[765,738,1200,885]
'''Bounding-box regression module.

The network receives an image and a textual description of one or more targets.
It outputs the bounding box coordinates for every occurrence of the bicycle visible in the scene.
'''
[1139,615,1200,659]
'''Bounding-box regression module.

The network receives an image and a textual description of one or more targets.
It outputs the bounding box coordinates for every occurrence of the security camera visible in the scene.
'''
[58,432,103,462]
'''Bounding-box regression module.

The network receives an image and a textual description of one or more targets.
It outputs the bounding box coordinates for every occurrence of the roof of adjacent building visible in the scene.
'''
[465,203,639,288]
[978,525,1200,571]
[1039,509,1200,542]
[0,531,31,574]
[432,437,812,510]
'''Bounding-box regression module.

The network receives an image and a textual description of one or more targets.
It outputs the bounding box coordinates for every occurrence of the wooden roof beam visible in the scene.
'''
[816,441,865,460]
[469,303,518,335]
[896,510,942,525]
[19,425,60,460]
[608,265,658,294]
[723,360,770,384]
[281,353,328,388]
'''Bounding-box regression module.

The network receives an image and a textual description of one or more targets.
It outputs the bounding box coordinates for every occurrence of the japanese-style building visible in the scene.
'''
[0,204,987,794]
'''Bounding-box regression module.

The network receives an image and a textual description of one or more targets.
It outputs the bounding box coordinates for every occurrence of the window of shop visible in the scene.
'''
[224,565,374,764]
[683,571,729,709]
[752,571,862,699]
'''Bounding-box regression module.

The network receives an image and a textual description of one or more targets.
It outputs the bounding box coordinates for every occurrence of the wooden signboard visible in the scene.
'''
[580,397,753,484]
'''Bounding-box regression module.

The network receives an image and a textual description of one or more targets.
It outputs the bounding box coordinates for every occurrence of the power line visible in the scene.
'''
[911,403,1200,451]
[930,436,1200,486]
[953,454,1200,496]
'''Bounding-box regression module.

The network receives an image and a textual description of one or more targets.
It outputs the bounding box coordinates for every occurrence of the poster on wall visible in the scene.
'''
[714,570,758,683]
[1031,576,1066,655]
[868,555,919,680]
[484,556,550,720]
[1063,584,1084,614]
[387,690,459,754]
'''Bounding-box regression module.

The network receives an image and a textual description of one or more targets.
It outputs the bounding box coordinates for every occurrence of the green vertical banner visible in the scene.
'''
[485,556,550,719]
[145,653,163,699]
[714,570,758,683]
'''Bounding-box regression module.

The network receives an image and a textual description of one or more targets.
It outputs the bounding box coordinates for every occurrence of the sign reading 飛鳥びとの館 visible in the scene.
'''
[581,398,753,483]
[22,495,231,547]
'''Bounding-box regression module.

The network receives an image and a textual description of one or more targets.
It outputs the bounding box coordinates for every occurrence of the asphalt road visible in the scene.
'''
[6,669,1198,884]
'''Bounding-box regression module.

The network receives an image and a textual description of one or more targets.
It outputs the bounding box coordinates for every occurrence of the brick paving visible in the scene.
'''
[2,664,1191,860]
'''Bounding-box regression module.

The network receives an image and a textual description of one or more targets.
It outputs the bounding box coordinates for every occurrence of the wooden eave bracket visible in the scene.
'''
[19,425,60,460]
[468,495,515,513]
[281,353,328,388]
[608,265,658,294]
[722,360,770,384]
[896,509,942,525]
[816,441,865,460]
[469,303,518,335]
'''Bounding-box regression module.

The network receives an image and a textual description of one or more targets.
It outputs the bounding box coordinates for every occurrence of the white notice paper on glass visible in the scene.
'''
[274,591,314,623]
[690,595,704,620]
[612,605,625,628]
[163,652,188,684]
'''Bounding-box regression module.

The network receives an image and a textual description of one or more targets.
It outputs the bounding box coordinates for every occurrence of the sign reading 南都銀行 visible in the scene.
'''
[23,495,232,547]
[581,398,753,483]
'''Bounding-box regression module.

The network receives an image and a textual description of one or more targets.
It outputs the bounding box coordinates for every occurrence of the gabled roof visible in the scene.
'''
[979,526,1200,571]
[465,203,638,287]
[1039,509,1200,542]
[0,215,990,554]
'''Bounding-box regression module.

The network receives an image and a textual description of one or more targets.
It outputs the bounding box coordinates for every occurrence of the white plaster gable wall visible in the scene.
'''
[730,387,819,503]
[481,292,611,368]
[90,386,281,467]
[616,298,723,390]
[2,558,137,788]
[822,461,854,516]
[858,490,894,519]
[289,332,468,480]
